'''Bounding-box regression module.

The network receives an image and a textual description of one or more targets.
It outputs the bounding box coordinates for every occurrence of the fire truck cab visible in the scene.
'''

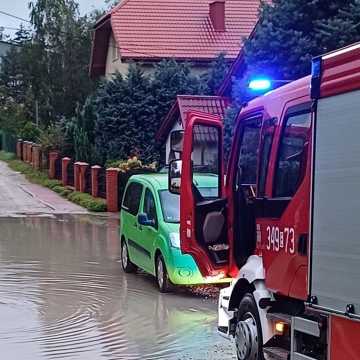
[169,42,360,359]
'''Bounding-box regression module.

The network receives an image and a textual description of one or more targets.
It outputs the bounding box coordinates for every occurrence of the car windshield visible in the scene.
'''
[159,187,218,223]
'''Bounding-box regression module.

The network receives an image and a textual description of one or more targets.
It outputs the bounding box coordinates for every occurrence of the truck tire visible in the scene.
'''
[121,240,137,273]
[155,255,173,293]
[235,293,264,360]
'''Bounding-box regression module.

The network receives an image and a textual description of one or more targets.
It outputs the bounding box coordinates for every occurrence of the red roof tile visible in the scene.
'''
[156,95,230,143]
[90,0,260,76]
[110,0,260,60]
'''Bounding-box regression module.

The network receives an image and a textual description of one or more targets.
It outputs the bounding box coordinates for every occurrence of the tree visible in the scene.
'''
[201,53,230,95]
[28,0,95,123]
[94,61,208,164]
[0,0,95,131]
[244,0,359,82]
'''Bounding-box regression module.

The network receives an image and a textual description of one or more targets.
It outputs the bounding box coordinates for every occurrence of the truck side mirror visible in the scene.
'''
[170,130,184,153]
[169,159,182,194]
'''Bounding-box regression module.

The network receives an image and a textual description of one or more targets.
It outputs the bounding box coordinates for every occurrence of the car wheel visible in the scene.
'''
[121,240,137,273]
[235,293,264,360]
[156,255,172,293]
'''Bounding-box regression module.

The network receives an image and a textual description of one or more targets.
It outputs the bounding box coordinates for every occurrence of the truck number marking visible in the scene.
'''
[266,226,295,254]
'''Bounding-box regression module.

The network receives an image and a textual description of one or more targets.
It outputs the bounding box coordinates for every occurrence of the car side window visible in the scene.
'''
[274,110,311,198]
[143,188,158,228]
[122,182,143,216]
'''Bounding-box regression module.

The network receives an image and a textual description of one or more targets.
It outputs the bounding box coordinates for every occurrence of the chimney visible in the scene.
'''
[209,0,225,32]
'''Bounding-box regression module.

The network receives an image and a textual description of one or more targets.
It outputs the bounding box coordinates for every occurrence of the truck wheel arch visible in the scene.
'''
[228,255,275,344]
[228,255,265,310]
[228,278,255,310]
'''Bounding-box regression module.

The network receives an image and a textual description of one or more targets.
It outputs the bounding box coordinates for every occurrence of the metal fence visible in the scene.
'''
[0,131,17,153]
[55,158,62,180]
[98,168,106,199]
[67,162,74,187]
[85,167,92,194]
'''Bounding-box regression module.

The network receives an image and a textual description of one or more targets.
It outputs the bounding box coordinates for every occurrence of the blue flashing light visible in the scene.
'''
[248,79,272,91]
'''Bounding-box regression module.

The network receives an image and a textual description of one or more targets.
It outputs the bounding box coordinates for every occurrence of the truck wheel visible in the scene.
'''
[121,240,137,273]
[156,255,172,293]
[235,293,264,360]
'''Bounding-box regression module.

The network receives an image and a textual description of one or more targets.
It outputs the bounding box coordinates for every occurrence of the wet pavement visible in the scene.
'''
[0,161,86,216]
[0,214,236,360]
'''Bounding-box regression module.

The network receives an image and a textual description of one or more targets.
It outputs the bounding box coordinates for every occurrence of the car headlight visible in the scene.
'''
[169,232,180,248]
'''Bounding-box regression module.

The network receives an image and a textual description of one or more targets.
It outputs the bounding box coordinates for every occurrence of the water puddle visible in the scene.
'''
[0,215,235,359]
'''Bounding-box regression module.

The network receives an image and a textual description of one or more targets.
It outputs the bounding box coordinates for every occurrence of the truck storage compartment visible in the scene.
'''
[311,89,360,316]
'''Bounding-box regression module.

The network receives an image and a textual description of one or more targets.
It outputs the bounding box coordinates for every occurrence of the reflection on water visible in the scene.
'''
[0,215,234,360]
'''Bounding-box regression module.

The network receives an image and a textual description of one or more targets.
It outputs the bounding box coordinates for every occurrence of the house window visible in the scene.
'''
[111,37,119,62]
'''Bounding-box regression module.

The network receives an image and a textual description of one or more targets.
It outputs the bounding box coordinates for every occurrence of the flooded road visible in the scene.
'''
[0,215,235,360]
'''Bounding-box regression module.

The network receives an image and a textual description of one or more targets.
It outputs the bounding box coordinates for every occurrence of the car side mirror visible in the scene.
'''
[169,159,182,194]
[138,213,155,227]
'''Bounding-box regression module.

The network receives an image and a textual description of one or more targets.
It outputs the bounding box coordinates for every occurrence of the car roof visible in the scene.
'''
[128,173,169,190]
[128,172,218,190]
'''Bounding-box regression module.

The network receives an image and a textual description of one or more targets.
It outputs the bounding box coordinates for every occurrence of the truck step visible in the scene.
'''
[292,316,320,337]
[267,312,292,325]
[264,347,290,360]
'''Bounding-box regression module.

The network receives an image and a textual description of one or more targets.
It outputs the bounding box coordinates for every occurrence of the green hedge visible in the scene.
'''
[0,131,17,153]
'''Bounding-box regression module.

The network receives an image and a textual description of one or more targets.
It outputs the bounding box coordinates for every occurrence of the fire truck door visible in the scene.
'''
[169,111,228,278]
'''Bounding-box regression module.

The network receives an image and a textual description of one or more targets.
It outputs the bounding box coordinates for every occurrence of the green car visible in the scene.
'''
[119,173,229,292]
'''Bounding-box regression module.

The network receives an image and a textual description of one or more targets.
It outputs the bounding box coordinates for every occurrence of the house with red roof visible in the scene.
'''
[90,0,261,79]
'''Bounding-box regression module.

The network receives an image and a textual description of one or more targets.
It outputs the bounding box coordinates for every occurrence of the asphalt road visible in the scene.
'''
[0,161,236,360]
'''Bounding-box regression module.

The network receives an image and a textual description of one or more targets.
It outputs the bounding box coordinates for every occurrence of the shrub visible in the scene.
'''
[67,192,107,212]
[38,123,66,154]
[18,122,41,142]
[0,151,16,161]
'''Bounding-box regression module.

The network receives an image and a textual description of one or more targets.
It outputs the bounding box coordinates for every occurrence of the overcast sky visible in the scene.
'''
[1,0,108,37]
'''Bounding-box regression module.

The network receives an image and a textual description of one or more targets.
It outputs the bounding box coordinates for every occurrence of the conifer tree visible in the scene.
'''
[244,0,359,81]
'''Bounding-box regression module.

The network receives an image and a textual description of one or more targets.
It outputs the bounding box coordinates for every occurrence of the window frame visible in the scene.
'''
[191,124,222,199]
[272,103,312,199]
[258,131,274,197]
[233,114,263,191]
[122,181,143,216]
[143,187,158,229]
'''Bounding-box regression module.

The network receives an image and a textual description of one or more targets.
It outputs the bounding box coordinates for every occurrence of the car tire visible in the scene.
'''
[155,255,173,293]
[121,240,137,273]
[235,293,264,360]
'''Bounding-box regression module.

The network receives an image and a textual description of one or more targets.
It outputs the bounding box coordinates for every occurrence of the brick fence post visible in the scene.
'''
[106,168,119,212]
[32,144,41,170]
[74,162,81,191]
[91,165,101,198]
[61,157,71,186]
[79,162,89,193]
[48,151,60,179]
[16,139,23,159]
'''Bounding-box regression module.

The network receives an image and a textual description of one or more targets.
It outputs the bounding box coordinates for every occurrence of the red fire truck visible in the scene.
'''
[168,43,360,359]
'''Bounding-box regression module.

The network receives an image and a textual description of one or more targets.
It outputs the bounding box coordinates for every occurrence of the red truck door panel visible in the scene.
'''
[179,111,228,278]
[256,101,311,300]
